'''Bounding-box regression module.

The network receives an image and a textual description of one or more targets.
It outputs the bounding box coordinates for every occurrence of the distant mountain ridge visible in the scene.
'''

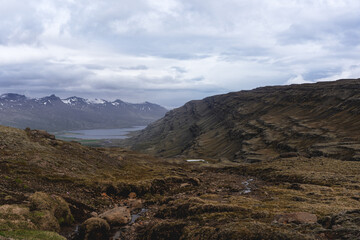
[126,79,360,162]
[0,93,168,131]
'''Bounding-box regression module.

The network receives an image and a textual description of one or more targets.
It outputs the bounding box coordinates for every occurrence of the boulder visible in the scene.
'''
[274,212,317,224]
[99,207,131,226]
[80,217,110,240]
[128,199,143,211]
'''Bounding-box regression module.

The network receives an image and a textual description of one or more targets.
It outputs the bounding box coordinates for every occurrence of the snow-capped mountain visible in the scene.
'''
[0,93,168,131]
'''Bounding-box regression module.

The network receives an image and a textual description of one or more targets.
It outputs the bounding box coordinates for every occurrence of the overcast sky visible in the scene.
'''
[1,0,360,108]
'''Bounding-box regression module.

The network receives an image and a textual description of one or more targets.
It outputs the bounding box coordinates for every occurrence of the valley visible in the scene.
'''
[1,79,360,240]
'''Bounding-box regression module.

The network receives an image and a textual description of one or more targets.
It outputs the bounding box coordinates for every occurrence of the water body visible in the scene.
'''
[56,126,146,140]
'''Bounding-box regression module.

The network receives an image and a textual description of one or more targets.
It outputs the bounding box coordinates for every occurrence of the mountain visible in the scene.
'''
[126,79,360,162]
[0,94,167,131]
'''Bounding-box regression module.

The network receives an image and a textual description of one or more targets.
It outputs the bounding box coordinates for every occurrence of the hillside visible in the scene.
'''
[0,94,167,131]
[1,115,360,238]
[127,79,360,162]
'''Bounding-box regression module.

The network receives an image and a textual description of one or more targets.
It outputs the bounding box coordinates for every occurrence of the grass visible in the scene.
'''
[0,230,65,240]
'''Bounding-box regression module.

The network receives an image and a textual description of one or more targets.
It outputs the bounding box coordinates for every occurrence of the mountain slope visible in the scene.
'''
[0,94,167,131]
[127,79,360,161]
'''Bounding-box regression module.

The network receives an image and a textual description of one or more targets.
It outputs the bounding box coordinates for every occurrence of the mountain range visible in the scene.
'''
[0,93,167,131]
[126,79,360,162]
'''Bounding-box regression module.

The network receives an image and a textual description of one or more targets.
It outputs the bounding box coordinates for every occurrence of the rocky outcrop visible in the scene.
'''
[126,79,360,162]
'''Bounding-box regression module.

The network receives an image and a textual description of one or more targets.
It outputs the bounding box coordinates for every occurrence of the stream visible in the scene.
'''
[66,208,148,240]
[110,208,148,240]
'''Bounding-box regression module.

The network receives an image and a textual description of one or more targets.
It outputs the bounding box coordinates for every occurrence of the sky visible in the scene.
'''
[0,0,360,108]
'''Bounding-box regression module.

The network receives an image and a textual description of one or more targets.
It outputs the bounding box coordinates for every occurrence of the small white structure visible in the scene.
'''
[186,159,208,163]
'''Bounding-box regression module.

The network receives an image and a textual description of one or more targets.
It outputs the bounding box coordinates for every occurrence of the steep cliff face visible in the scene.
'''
[127,79,360,161]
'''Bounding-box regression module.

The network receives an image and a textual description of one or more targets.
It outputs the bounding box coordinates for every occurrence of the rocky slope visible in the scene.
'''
[0,94,167,131]
[127,79,360,162]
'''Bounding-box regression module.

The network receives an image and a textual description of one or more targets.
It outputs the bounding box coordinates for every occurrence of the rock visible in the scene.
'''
[29,129,56,140]
[90,212,98,217]
[180,183,191,188]
[128,199,142,211]
[80,217,110,240]
[99,207,131,226]
[129,192,137,199]
[279,152,298,158]
[288,183,303,190]
[274,212,317,224]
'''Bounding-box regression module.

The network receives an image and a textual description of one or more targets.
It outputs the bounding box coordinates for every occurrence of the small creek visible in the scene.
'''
[65,208,148,240]
[111,208,148,240]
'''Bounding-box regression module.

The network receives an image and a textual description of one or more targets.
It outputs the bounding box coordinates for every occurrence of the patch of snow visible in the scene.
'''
[61,99,72,105]
[87,98,106,104]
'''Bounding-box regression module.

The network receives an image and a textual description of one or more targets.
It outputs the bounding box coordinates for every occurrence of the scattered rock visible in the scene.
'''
[99,207,131,226]
[274,212,317,224]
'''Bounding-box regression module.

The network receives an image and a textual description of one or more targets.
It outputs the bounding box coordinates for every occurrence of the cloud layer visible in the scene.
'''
[1,0,360,107]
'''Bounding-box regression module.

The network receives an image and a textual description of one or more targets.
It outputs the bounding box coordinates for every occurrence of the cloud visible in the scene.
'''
[119,65,148,70]
[0,0,360,107]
